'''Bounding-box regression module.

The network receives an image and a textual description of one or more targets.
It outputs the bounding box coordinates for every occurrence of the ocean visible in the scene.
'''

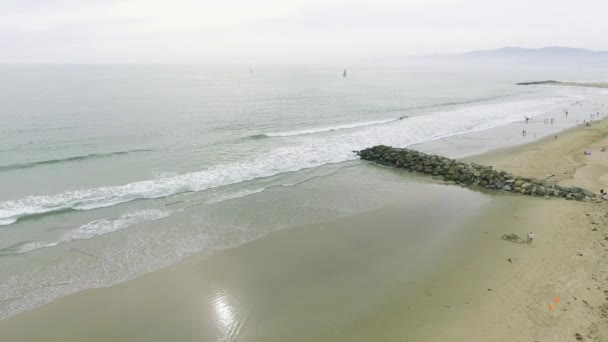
[1,63,607,319]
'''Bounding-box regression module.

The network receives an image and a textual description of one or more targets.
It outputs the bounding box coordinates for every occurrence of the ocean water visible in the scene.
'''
[1,64,607,319]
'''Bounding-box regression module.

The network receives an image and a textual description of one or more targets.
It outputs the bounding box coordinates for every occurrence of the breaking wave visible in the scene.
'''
[0,96,575,227]
[12,209,170,254]
[262,117,407,137]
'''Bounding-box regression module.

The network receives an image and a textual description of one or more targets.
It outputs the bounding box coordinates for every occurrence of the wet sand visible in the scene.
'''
[3,122,608,341]
[0,182,497,342]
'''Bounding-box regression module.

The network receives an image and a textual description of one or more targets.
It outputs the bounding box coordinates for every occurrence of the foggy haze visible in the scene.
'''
[1,0,607,64]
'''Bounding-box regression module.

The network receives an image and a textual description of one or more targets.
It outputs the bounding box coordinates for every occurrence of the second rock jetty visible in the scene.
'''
[357,145,597,202]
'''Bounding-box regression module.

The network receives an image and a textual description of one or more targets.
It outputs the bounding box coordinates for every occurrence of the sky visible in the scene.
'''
[1,0,606,64]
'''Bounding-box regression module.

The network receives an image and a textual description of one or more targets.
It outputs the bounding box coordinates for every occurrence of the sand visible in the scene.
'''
[2,121,608,341]
[449,120,608,342]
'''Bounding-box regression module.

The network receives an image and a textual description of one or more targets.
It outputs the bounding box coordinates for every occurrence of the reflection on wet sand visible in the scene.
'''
[211,286,247,342]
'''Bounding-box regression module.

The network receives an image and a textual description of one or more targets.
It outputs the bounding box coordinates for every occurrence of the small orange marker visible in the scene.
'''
[549,304,555,311]
[555,296,560,304]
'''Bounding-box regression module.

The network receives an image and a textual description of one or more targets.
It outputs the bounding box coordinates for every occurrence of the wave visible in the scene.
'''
[248,134,268,140]
[257,94,523,139]
[426,93,524,109]
[12,209,170,254]
[0,94,579,227]
[2,186,275,256]
[0,149,151,172]
[262,117,407,137]
[0,218,17,226]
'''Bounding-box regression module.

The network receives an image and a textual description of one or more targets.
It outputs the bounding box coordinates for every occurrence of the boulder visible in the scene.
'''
[541,180,554,188]
[570,187,582,194]
[579,188,596,198]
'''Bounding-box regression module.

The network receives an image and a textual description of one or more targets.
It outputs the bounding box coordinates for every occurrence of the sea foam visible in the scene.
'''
[16,209,170,254]
[0,95,578,227]
[264,117,404,137]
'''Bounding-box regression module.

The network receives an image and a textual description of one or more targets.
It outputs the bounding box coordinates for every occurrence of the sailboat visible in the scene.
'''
[249,67,253,74]
[342,69,347,77]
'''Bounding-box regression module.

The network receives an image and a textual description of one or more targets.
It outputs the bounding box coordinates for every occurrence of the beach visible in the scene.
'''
[2,112,608,341]
[4,1,608,340]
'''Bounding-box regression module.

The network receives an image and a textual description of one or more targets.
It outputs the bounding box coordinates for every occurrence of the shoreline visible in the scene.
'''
[1,81,605,322]
[413,90,608,159]
[2,111,608,340]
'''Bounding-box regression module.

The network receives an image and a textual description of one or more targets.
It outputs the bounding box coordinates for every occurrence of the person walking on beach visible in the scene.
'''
[527,232,535,244]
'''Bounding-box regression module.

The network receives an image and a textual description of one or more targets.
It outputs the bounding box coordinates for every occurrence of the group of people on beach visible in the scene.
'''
[521,101,608,141]
[521,103,608,244]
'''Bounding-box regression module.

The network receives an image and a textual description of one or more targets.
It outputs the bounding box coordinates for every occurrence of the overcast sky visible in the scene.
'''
[1,0,606,64]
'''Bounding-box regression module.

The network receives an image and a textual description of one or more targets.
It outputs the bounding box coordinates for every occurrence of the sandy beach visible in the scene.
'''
[439,120,608,341]
[2,121,608,341]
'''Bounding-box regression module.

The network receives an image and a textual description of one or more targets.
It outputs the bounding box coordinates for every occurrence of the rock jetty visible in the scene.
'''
[357,145,598,202]
[517,80,608,89]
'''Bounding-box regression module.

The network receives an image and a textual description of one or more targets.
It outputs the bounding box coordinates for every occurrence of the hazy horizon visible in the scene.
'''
[2,0,607,64]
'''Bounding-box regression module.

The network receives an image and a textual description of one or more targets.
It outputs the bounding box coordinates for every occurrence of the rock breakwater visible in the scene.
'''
[358,145,598,202]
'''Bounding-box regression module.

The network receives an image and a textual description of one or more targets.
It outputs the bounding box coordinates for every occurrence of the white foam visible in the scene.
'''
[207,188,267,204]
[0,92,584,227]
[65,209,170,241]
[0,218,17,226]
[264,118,401,137]
[17,241,60,254]
[16,209,170,254]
